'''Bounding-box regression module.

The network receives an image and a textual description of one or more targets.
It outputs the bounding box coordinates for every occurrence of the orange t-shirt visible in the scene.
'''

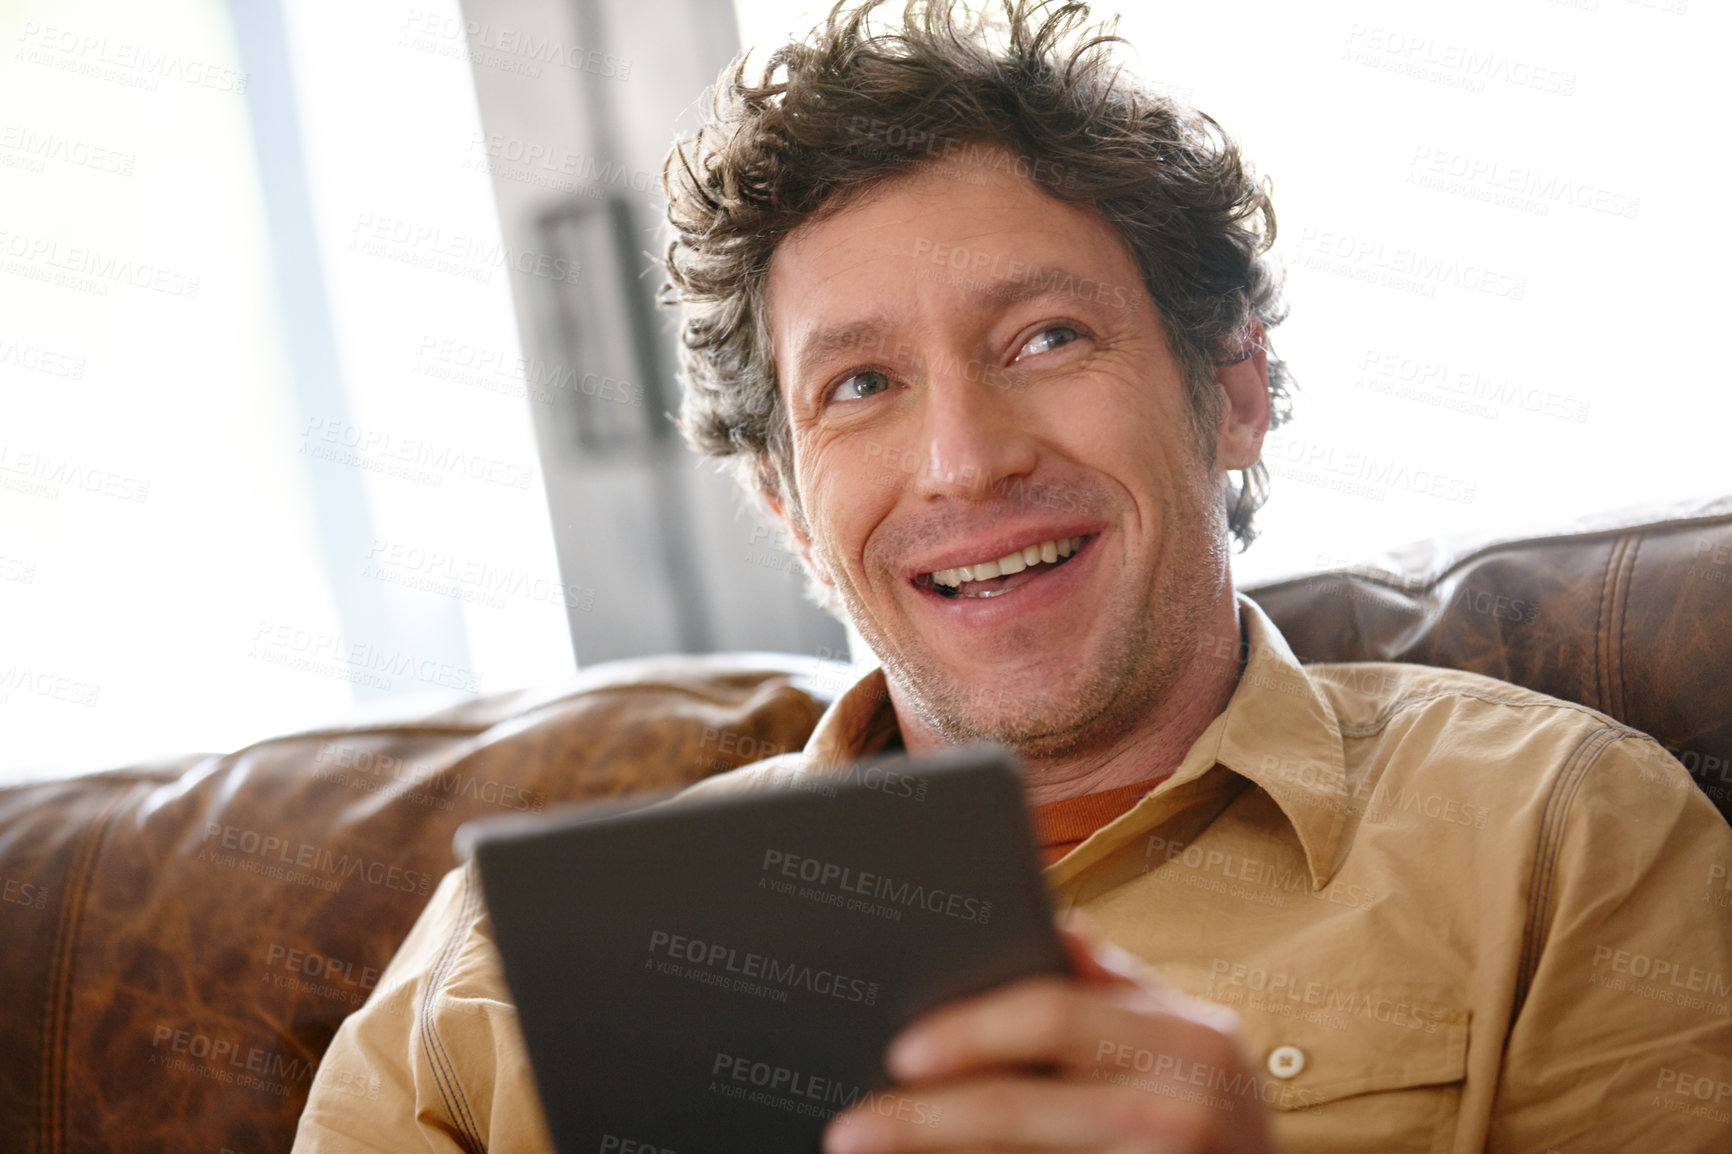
[1030,775,1167,865]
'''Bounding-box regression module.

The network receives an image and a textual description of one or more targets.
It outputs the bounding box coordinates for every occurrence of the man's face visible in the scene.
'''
[765,153,1262,758]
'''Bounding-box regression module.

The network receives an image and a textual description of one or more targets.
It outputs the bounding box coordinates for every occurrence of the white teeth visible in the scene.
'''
[927,536,1083,588]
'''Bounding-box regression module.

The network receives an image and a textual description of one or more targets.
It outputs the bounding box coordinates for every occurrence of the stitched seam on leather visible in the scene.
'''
[1335,686,1637,741]
[1593,538,1621,713]
[36,784,139,1154]
[227,676,810,755]
[419,868,487,1154]
[1607,533,1635,720]
[1242,507,1732,596]
[498,676,815,717]
[1605,536,1634,719]
[1513,726,1619,1017]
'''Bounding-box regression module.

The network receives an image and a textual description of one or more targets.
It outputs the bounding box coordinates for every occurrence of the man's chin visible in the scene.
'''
[850,580,1171,759]
[894,656,1150,760]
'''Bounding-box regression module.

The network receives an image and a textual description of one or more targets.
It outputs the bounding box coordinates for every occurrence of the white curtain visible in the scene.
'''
[0,0,572,779]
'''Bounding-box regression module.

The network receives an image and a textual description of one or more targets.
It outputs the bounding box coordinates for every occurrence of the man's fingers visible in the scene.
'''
[823,1075,1218,1154]
[884,977,1231,1083]
[1055,915,1160,988]
[1053,920,1243,1038]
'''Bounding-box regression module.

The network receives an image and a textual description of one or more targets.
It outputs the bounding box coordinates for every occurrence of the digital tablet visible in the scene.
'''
[461,745,1069,1153]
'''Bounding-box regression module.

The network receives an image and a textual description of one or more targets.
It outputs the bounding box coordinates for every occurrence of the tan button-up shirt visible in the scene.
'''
[293,597,1732,1153]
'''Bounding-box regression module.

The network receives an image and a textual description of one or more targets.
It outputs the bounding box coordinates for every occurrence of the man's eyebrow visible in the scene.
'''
[789,315,900,387]
[787,264,1120,384]
[973,263,1112,306]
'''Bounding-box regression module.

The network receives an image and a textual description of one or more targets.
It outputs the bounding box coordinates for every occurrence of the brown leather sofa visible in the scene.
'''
[3,496,1727,1154]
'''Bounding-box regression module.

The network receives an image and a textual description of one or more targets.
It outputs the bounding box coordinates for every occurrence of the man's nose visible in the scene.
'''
[911,363,1038,501]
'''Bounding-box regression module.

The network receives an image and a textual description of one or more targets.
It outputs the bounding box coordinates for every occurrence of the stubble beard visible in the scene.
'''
[835,490,1226,764]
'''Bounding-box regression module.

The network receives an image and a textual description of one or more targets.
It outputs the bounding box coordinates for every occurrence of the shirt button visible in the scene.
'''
[1267,1045,1306,1079]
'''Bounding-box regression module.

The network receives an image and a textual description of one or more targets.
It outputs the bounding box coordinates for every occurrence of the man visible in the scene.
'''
[294,2,1732,1151]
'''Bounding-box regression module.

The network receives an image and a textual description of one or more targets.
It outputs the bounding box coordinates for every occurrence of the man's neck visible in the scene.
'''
[889,593,1248,807]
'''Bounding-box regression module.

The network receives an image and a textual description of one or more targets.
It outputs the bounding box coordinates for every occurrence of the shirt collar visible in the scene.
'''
[1211,595,1350,887]
[801,664,898,767]
[797,594,1350,888]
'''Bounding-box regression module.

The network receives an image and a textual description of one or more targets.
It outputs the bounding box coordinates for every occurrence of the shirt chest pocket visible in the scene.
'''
[1235,995,1471,1154]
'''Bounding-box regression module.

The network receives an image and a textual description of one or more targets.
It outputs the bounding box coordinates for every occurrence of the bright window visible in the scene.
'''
[0,0,571,780]
[735,0,1730,586]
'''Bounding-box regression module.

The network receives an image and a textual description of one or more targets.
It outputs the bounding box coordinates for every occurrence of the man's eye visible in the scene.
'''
[1016,325,1081,360]
[832,369,892,402]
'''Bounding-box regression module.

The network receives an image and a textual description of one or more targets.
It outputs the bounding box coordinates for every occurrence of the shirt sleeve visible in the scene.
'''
[290,761,798,1153]
[1487,730,1732,1151]
[291,861,556,1154]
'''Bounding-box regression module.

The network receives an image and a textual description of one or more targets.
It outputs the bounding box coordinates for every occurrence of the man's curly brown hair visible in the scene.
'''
[661,0,1293,550]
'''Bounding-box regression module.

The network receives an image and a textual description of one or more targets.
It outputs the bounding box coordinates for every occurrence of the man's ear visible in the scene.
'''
[760,485,836,589]
[1213,320,1272,472]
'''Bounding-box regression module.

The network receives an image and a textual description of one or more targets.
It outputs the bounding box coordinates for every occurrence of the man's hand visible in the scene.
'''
[822,918,1278,1154]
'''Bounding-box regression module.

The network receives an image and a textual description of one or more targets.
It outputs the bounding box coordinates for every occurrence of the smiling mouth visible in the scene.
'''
[915,535,1092,600]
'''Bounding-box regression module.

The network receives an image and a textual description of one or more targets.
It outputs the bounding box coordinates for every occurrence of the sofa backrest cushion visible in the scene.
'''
[3,496,1725,1153]
[1243,495,1731,824]
[0,657,831,1154]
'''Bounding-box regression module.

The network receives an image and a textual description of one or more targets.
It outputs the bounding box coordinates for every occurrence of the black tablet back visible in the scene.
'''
[465,745,1068,1153]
